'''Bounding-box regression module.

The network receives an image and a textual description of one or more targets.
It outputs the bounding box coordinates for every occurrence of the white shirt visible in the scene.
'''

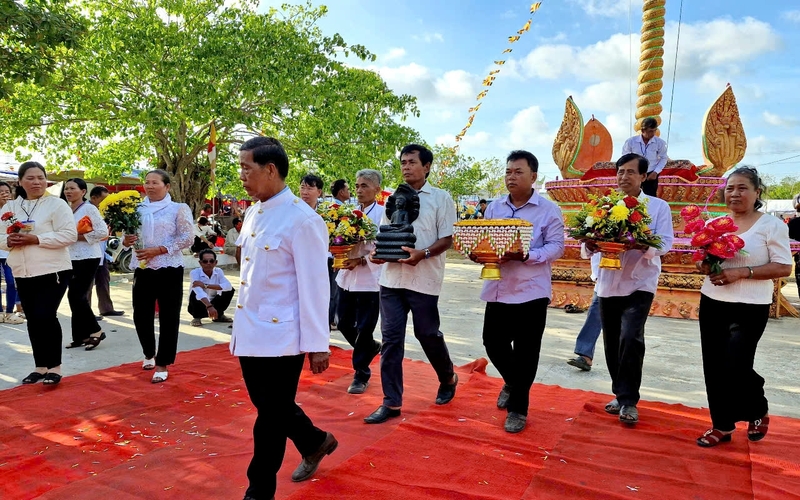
[224,227,240,254]
[622,135,668,174]
[587,191,674,298]
[336,201,385,293]
[190,267,232,301]
[69,202,108,261]
[379,182,457,296]
[701,214,792,305]
[230,187,330,357]
[0,195,77,277]
[130,202,194,270]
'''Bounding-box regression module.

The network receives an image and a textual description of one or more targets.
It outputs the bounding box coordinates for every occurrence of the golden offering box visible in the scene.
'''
[453,219,533,280]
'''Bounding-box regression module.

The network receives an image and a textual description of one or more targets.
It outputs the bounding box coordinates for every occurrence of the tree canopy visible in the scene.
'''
[0,0,85,98]
[0,0,419,213]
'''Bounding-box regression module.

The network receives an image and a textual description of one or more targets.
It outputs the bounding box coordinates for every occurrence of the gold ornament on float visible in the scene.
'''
[552,96,584,179]
[700,84,747,177]
[452,219,533,280]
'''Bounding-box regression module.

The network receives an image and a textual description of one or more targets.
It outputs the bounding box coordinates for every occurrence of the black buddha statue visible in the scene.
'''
[373,183,420,261]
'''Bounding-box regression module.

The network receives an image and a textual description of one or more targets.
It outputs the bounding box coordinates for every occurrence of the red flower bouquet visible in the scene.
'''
[2,212,25,234]
[681,205,746,274]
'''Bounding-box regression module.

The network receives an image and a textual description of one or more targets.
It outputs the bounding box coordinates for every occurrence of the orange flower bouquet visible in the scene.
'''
[77,215,93,235]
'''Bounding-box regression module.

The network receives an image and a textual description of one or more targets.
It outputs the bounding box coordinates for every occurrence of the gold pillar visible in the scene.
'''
[634,0,666,132]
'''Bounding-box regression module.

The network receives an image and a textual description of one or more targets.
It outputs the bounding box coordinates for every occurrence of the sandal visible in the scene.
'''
[748,416,770,442]
[66,339,89,349]
[619,405,639,424]
[697,428,733,447]
[22,372,46,384]
[84,332,106,351]
[43,373,62,385]
[142,358,156,370]
[151,371,168,384]
[565,304,585,314]
[212,315,233,323]
[604,398,621,415]
[190,318,202,327]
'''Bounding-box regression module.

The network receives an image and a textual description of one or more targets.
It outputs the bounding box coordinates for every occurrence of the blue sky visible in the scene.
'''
[261,0,800,183]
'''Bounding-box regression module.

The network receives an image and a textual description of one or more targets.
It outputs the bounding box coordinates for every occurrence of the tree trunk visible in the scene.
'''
[154,122,211,218]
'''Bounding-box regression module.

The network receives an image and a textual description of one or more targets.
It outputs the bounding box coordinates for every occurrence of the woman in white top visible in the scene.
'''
[0,162,77,386]
[0,182,24,324]
[63,178,109,350]
[123,170,193,384]
[696,166,792,447]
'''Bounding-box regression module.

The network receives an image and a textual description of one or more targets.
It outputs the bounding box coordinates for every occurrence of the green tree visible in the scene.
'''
[0,0,418,214]
[0,0,85,98]
[762,175,800,200]
[428,145,487,201]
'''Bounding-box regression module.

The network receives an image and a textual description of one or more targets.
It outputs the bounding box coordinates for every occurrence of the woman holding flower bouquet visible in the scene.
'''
[123,170,194,384]
[62,178,109,350]
[695,166,792,447]
[0,162,77,386]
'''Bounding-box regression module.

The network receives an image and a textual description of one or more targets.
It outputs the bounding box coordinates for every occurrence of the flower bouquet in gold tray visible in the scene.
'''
[566,190,662,270]
[452,219,533,280]
[317,201,378,269]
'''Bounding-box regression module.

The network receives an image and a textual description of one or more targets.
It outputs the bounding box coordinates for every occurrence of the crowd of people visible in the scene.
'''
[0,134,793,499]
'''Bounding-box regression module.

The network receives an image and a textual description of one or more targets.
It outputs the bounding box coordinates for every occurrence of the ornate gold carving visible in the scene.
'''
[634,0,666,131]
[662,300,674,316]
[678,302,693,319]
[649,301,659,314]
[552,96,583,179]
[701,84,747,177]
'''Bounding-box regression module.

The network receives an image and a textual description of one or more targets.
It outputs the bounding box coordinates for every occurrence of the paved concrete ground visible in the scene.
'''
[1,261,798,418]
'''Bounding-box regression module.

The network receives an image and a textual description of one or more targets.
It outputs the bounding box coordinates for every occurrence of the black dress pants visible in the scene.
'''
[599,291,654,406]
[336,287,381,382]
[69,258,101,343]
[482,298,549,415]
[132,266,184,366]
[699,294,770,432]
[187,289,235,319]
[240,354,327,500]
[16,271,70,369]
[641,175,659,197]
[328,258,339,326]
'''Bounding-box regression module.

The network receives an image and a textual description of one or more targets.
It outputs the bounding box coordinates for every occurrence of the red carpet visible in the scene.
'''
[1,345,799,500]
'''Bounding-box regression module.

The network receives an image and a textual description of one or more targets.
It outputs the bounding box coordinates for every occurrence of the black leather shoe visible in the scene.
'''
[435,373,458,405]
[504,412,527,433]
[347,379,368,394]
[496,384,511,409]
[95,315,104,322]
[364,405,401,424]
[101,310,125,317]
[291,432,338,482]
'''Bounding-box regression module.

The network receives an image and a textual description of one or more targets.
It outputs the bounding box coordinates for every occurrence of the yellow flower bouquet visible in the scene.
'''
[98,190,143,235]
[317,201,377,268]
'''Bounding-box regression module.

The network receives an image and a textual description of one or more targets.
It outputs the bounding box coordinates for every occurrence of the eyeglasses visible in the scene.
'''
[200,259,216,263]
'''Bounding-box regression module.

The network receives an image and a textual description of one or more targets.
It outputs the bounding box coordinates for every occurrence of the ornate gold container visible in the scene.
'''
[452,219,533,280]
[329,244,356,269]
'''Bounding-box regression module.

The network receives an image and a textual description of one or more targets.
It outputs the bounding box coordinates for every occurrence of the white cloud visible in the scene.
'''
[370,63,479,106]
[435,131,491,148]
[517,18,780,83]
[434,70,478,103]
[763,112,799,128]
[570,0,642,18]
[783,10,800,23]
[383,48,406,62]
[539,32,568,43]
[568,81,632,114]
[697,72,729,93]
[412,33,444,43]
[504,106,552,149]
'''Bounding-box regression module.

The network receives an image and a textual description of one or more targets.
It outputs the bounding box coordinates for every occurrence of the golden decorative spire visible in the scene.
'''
[634,0,666,132]
[700,84,747,177]
[552,96,584,179]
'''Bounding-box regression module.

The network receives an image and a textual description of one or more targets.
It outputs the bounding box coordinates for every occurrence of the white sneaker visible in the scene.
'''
[3,313,23,324]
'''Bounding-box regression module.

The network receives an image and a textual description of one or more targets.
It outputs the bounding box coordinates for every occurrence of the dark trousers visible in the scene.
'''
[187,289,235,318]
[482,298,549,416]
[379,286,455,407]
[794,253,800,298]
[0,258,17,313]
[87,259,116,315]
[240,355,327,500]
[642,175,659,197]
[336,287,381,382]
[16,271,70,369]
[599,291,654,406]
[328,258,339,325]
[699,294,770,432]
[69,258,101,343]
[132,266,184,366]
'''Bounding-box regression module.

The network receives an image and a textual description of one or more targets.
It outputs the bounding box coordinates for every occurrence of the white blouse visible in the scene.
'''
[700,214,793,305]
[130,202,194,270]
[69,202,108,261]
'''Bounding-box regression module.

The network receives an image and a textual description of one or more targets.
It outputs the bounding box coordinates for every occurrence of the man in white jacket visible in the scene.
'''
[232,137,336,500]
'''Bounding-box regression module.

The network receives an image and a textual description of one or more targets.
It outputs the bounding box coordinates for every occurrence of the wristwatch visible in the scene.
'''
[424,248,431,259]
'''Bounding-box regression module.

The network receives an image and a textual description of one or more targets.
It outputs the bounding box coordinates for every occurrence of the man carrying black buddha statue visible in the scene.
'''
[365,144,459,424]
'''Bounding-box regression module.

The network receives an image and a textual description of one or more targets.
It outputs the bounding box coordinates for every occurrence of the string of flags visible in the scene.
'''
[453,2,542,145]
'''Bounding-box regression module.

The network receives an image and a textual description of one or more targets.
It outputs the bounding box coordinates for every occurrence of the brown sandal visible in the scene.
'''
[84,332,106,351]
[748,416,770,442]
[697,428,732,447]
